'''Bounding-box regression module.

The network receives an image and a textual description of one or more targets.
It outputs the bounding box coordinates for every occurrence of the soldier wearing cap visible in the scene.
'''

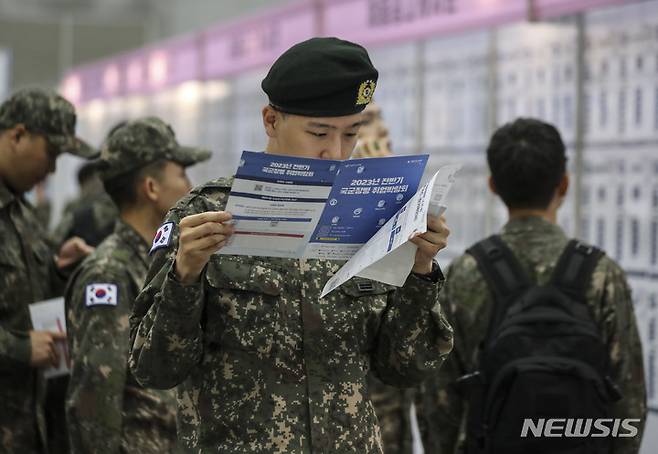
[52,121,128,249]
[64,117,210,453]
[129,37,454,453]
[0,87,98,453]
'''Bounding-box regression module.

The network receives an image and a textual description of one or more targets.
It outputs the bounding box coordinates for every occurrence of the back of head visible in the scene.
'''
[487,118,567,210]
[352,103,393,159]
[77,161,99,186]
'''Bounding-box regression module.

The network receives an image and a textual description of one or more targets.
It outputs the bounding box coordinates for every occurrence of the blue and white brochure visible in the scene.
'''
[320,164,461,296]
[220,151,429,259]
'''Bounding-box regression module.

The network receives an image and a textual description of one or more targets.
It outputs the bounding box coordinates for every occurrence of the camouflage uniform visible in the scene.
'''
[0,88,96,453]
[129,177,454,454]
[49,187,117,454]
[52,191,118,248]
[368,377,415,454]
[354,102,415,454]
[65,116,210,454]
[418,216,647,454]
[0,179,65,453]
[65,220,177,454]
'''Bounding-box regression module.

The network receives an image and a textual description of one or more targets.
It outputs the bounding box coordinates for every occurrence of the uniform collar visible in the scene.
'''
[0,178,16,210]
[501,215,566,238]
[114,219,151,264]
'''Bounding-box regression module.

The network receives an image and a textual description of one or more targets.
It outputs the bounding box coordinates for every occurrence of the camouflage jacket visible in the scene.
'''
[51,191,117,248]
[0,179,67,453]
[65,220,177,454]
[419,216,647,454]
[129,177,454,454]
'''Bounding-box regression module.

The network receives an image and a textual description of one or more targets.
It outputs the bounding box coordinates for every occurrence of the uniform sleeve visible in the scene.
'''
[65,268,132,454]
[597,261,647,454]
[416,255,490,454]
[0,327,31,367]
[371,264,454,388]
[129,206,205,390]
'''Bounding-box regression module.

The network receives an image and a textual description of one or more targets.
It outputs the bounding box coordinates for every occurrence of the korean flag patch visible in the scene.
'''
[150,221,174,255]
[85,283,118,307]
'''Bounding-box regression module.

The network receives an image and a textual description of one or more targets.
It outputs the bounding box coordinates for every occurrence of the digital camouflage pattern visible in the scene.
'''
[0,88,96,158]
[354,102,415,454]
[129,177,454,454]
[65,219,177,454]
[99,117,210,181]
[367,375,415,454]
[0,178,68,453]
[418,216,647,454]
[51,191,117,248]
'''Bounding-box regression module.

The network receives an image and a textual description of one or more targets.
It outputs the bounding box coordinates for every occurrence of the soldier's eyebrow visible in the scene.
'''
[307,121,366,129]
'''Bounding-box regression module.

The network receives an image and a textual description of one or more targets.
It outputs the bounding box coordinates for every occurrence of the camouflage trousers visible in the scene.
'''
[369,374,416,454]
[120,420,178,454]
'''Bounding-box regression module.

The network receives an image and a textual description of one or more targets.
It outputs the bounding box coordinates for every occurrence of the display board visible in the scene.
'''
[585,2,658,420]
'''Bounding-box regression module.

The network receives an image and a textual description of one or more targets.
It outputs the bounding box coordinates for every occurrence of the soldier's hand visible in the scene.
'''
[175,211,234,285]
[410,215,449,275]
[29,330,66,368]
[56,236,94,269]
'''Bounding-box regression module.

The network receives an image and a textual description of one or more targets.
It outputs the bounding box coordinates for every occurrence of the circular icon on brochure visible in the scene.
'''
[378,218,386,226]
[396,194,404,202]
[356,165,365,174]
[353,208,363,216]
[331,216,340,224]
[377,200,386,208]
[239,159,245,167]
[329,198,338,206]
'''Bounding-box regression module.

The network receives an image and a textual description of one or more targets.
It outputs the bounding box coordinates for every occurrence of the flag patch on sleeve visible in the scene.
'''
[150,221,174,254]
[85,283,118,307]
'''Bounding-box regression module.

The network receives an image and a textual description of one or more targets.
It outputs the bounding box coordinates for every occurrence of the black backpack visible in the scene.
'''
[459,235,622,454]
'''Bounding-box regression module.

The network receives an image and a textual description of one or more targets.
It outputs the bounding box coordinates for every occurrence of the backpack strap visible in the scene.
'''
[467,235,531,303]
[466,235,532,331]
[550,239,604,301]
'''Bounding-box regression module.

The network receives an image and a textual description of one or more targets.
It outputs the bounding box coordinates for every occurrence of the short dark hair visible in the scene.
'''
[103,159,168,210]
[487,118,567,210]
[77,161,98,186]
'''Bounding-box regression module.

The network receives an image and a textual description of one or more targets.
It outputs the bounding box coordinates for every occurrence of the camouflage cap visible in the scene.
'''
[0,88,97,158]
[99,116,211,181]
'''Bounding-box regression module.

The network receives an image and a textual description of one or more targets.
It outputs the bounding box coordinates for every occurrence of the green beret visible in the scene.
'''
[262,37,378,117]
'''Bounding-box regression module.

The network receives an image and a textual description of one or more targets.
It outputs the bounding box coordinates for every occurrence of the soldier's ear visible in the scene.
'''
[557,173,569,197]
[6,124,27,146]
[262,105,279,138]
[141,175,160,204]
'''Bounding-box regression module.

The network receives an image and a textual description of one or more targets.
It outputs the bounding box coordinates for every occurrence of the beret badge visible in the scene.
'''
[356,80,376,106]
